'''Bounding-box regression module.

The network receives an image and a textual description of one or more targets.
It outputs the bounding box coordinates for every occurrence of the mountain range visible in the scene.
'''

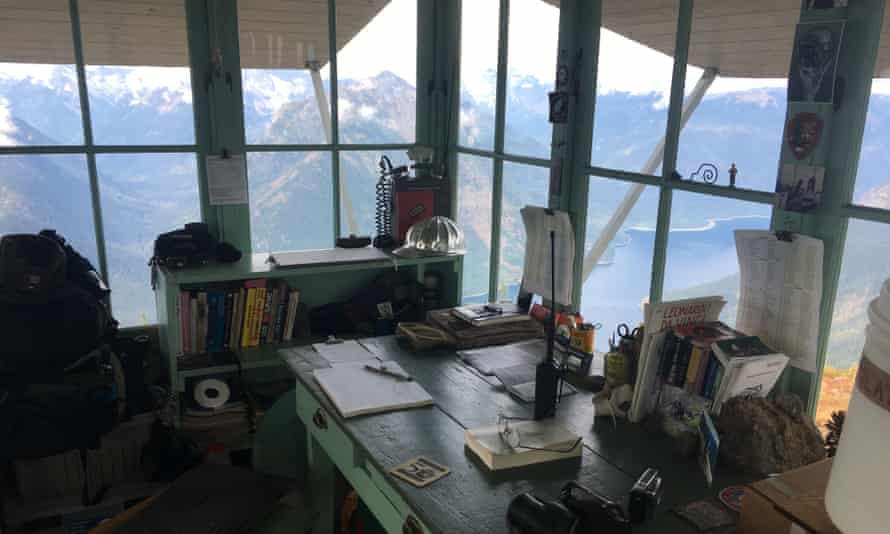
[1,65,888,371]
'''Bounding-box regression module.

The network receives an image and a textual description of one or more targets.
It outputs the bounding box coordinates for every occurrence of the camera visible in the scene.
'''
[506,469,662,534]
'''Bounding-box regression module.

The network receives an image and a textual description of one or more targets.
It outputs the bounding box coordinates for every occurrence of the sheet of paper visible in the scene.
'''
[312,340,378,364]
[734,230,823,373]
[206,154,248,205]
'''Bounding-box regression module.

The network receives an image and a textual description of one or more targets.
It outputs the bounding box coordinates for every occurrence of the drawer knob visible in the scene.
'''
[312,408,328,430]
[403,515,423,534]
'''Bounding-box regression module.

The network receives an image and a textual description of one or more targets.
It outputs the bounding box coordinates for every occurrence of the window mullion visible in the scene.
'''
[488,0,510,301]
[329,0,341,243]
[68,0,108,283]
[648,0,692,305]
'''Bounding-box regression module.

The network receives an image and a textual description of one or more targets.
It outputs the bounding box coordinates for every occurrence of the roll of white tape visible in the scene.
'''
[193,378,230,409]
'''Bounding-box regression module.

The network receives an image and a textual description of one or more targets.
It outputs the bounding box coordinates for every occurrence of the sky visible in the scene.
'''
[1,0,889,104]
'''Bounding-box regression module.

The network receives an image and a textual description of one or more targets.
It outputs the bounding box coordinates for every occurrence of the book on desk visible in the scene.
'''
[464,419,582,471]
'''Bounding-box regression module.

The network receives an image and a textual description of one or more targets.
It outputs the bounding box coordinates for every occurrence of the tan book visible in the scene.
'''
[464,419,581,471]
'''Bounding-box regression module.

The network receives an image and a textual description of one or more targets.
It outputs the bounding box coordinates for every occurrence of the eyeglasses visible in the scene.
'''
[497,413,583,454]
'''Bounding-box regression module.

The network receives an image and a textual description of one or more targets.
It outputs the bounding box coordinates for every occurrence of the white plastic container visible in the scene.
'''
[825,298,890,533]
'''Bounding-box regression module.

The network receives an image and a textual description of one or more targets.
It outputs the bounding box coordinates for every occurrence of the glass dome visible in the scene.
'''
[393,216,466,258]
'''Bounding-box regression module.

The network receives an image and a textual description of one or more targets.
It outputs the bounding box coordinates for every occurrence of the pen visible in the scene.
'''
[363,364,413,381]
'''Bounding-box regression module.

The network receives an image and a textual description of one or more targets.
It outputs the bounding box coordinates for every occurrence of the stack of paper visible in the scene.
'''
[734,230,823,373]
[313,361,434,418]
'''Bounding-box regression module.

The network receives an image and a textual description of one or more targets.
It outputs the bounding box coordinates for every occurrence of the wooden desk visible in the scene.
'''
[280,337,751,534]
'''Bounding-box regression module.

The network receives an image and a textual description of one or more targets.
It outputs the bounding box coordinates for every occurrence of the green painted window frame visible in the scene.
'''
[452,0,890,414]
[0,0,202,326]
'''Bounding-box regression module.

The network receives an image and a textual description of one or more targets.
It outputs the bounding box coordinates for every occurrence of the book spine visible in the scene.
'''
[658,333,677,381]
[228,290,240,349]
[214,292,226,352]
[206,292,217,352]
[241,288,255,348]
[693,346,710,394]
[701,354,717,397]
[265,286,279,344]
[189,295,198,354]
[685,346,702,391]
[260,288,273,344]
[180,291,190,356]
[197,292,208,354]
[674,340,692,387]
[710,365,725,400]
[233,288,246,348]
[252,287,267,346]
[273,283,288,343]
[222,290,233,350]
[283,290,299,342]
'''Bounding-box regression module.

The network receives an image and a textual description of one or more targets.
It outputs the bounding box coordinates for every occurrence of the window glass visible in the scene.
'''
[503,0,558,159]
[676,7,789,191]
[0,153,97,263]
[663,192,771,326]
[498,162,549,299]
[0,0,82,146]
[581,177,659,351]
[458,0,498,151]
[457,154,494,302]
[80,0,195,145]
[97,153,199,327]
[817,219,890,427]
[336,0,416,144]
[239,0,331,145]
[338,149,409,239]
[590,0,676,172]
[248,151,333,253]
[853,79,890,208]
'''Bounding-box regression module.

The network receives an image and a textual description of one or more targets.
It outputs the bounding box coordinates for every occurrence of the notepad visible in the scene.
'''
[313,361,434,418]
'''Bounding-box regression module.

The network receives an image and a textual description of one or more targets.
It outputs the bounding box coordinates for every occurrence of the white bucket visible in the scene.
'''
[878,280,890,330]
[825,297,890,533]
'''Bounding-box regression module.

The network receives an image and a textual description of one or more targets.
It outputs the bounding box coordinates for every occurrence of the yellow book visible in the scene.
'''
[240,287,256,348]
[685,345,705,391]
[251,287,267,346]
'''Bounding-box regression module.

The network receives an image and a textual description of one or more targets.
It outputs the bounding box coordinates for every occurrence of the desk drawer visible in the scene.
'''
[294,381,428,533]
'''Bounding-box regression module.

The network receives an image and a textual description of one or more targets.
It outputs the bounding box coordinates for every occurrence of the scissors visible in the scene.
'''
[616,323,641,340]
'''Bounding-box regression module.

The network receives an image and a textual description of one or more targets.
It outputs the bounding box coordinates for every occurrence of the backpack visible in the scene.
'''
[0,230,117,384]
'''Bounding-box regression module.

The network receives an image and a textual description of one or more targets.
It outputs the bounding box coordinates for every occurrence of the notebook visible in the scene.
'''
[313,361,434,418]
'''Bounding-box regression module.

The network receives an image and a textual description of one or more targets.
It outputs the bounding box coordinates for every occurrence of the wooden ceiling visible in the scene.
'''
[0,0,388,69]
[0,0,888,77]
[548,0,890,78]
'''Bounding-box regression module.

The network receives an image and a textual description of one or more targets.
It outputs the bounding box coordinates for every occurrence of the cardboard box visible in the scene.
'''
[737,459,841,534]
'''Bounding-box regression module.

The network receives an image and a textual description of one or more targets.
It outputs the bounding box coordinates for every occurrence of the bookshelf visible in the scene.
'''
[154,250,463,423]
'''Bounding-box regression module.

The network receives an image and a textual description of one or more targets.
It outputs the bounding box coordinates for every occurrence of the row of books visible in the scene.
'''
[179,279,301,356]
[657,321,789,411]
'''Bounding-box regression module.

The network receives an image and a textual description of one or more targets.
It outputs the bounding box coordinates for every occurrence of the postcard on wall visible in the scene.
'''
[788,20,845,103]
[776,164,825,213]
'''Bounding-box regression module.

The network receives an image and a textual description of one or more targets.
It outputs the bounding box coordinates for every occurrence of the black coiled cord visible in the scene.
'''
[373,156,395,249]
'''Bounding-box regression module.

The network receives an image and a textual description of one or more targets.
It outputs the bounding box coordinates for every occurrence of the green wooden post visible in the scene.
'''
[649,0,692,306]
[185,0,219,235]
[551,0,600,310]
[772,0,886,412]
[202,0,251,254]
